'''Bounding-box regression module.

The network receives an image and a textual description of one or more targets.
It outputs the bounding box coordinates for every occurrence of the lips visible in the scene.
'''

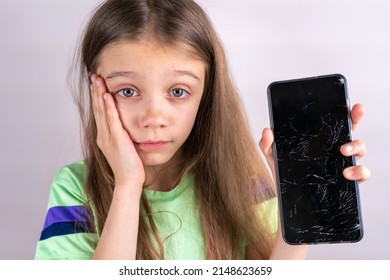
[135,140,170,151]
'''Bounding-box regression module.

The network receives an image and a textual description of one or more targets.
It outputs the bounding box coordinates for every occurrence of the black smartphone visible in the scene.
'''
[267,74,363,245]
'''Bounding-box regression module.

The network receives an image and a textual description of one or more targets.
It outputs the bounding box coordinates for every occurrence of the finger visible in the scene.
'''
[350,103,365,133]
[103,92,126,139]
[91,74,110,137]
[340,139,366,160]
[343,165,371,183]
[259,128,274,156]
[90,75,103,132]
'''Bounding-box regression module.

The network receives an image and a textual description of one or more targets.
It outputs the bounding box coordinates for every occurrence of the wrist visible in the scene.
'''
[113,181,144,199]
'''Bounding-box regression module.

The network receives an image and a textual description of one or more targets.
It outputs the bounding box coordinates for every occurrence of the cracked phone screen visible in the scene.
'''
[268,74,363,244]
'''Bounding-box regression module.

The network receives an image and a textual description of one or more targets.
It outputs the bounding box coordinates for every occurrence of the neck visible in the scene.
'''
[144,150,185,192]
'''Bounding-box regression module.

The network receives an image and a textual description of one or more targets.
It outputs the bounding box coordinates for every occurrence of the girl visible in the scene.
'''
[35,0,370,260]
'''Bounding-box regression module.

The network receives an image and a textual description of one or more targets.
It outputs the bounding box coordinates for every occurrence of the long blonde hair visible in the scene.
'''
[71,0,275,259]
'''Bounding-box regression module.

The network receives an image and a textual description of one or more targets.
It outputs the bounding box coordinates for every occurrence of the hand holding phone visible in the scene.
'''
[267,74,363,245]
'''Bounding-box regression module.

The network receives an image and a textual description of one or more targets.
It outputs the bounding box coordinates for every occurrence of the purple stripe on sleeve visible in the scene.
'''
[43,205,89,230]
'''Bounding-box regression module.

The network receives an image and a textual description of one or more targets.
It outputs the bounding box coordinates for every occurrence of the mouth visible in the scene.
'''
[135,140,171,151]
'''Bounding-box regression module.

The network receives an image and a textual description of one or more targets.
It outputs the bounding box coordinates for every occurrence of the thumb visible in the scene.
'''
[259,128,274,156]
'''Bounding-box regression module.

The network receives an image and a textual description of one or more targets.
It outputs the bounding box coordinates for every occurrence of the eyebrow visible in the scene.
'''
[104,70,201,81]
[105,71,138,80]
[172,70,200,81]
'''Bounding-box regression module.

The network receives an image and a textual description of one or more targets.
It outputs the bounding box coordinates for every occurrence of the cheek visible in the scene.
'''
[115,101,135,129]
[176,105,199,133]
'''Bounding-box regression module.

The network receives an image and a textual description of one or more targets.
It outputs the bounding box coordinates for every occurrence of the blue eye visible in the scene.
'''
[117,88,138,97]
[170,88,188,98]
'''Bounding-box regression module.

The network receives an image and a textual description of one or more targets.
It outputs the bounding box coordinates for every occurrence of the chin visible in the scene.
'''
[139,154,175,167]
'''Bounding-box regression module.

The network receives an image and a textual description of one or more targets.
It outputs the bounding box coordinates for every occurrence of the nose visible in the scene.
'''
[139,96,168,129]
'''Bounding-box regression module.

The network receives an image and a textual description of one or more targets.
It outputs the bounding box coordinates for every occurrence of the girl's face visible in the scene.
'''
[96,39,206,168]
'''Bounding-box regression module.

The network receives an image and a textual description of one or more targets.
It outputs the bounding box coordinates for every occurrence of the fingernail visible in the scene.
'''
[344,168,354,179]
[344,145,353,154]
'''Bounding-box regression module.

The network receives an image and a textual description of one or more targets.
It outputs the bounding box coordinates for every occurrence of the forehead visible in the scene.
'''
[96,38,206,71]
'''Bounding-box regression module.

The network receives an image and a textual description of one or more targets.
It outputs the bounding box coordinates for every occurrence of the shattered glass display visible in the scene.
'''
[268,74,363,244]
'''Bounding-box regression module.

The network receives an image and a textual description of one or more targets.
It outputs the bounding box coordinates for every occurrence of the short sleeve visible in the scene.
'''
[261,197,278,234]
[254,197,279,235]
[34,161,98,260]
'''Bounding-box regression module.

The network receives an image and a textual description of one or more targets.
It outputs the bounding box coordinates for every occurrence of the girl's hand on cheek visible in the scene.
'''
[90,74,145,193]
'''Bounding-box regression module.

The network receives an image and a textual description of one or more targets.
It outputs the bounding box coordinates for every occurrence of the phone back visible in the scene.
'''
[267,74,363,245]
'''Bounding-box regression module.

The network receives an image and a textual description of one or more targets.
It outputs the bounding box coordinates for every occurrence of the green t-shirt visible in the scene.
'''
[34,161,277,260]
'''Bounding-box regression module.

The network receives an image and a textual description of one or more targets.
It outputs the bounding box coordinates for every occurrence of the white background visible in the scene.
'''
[0,0,389,259]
